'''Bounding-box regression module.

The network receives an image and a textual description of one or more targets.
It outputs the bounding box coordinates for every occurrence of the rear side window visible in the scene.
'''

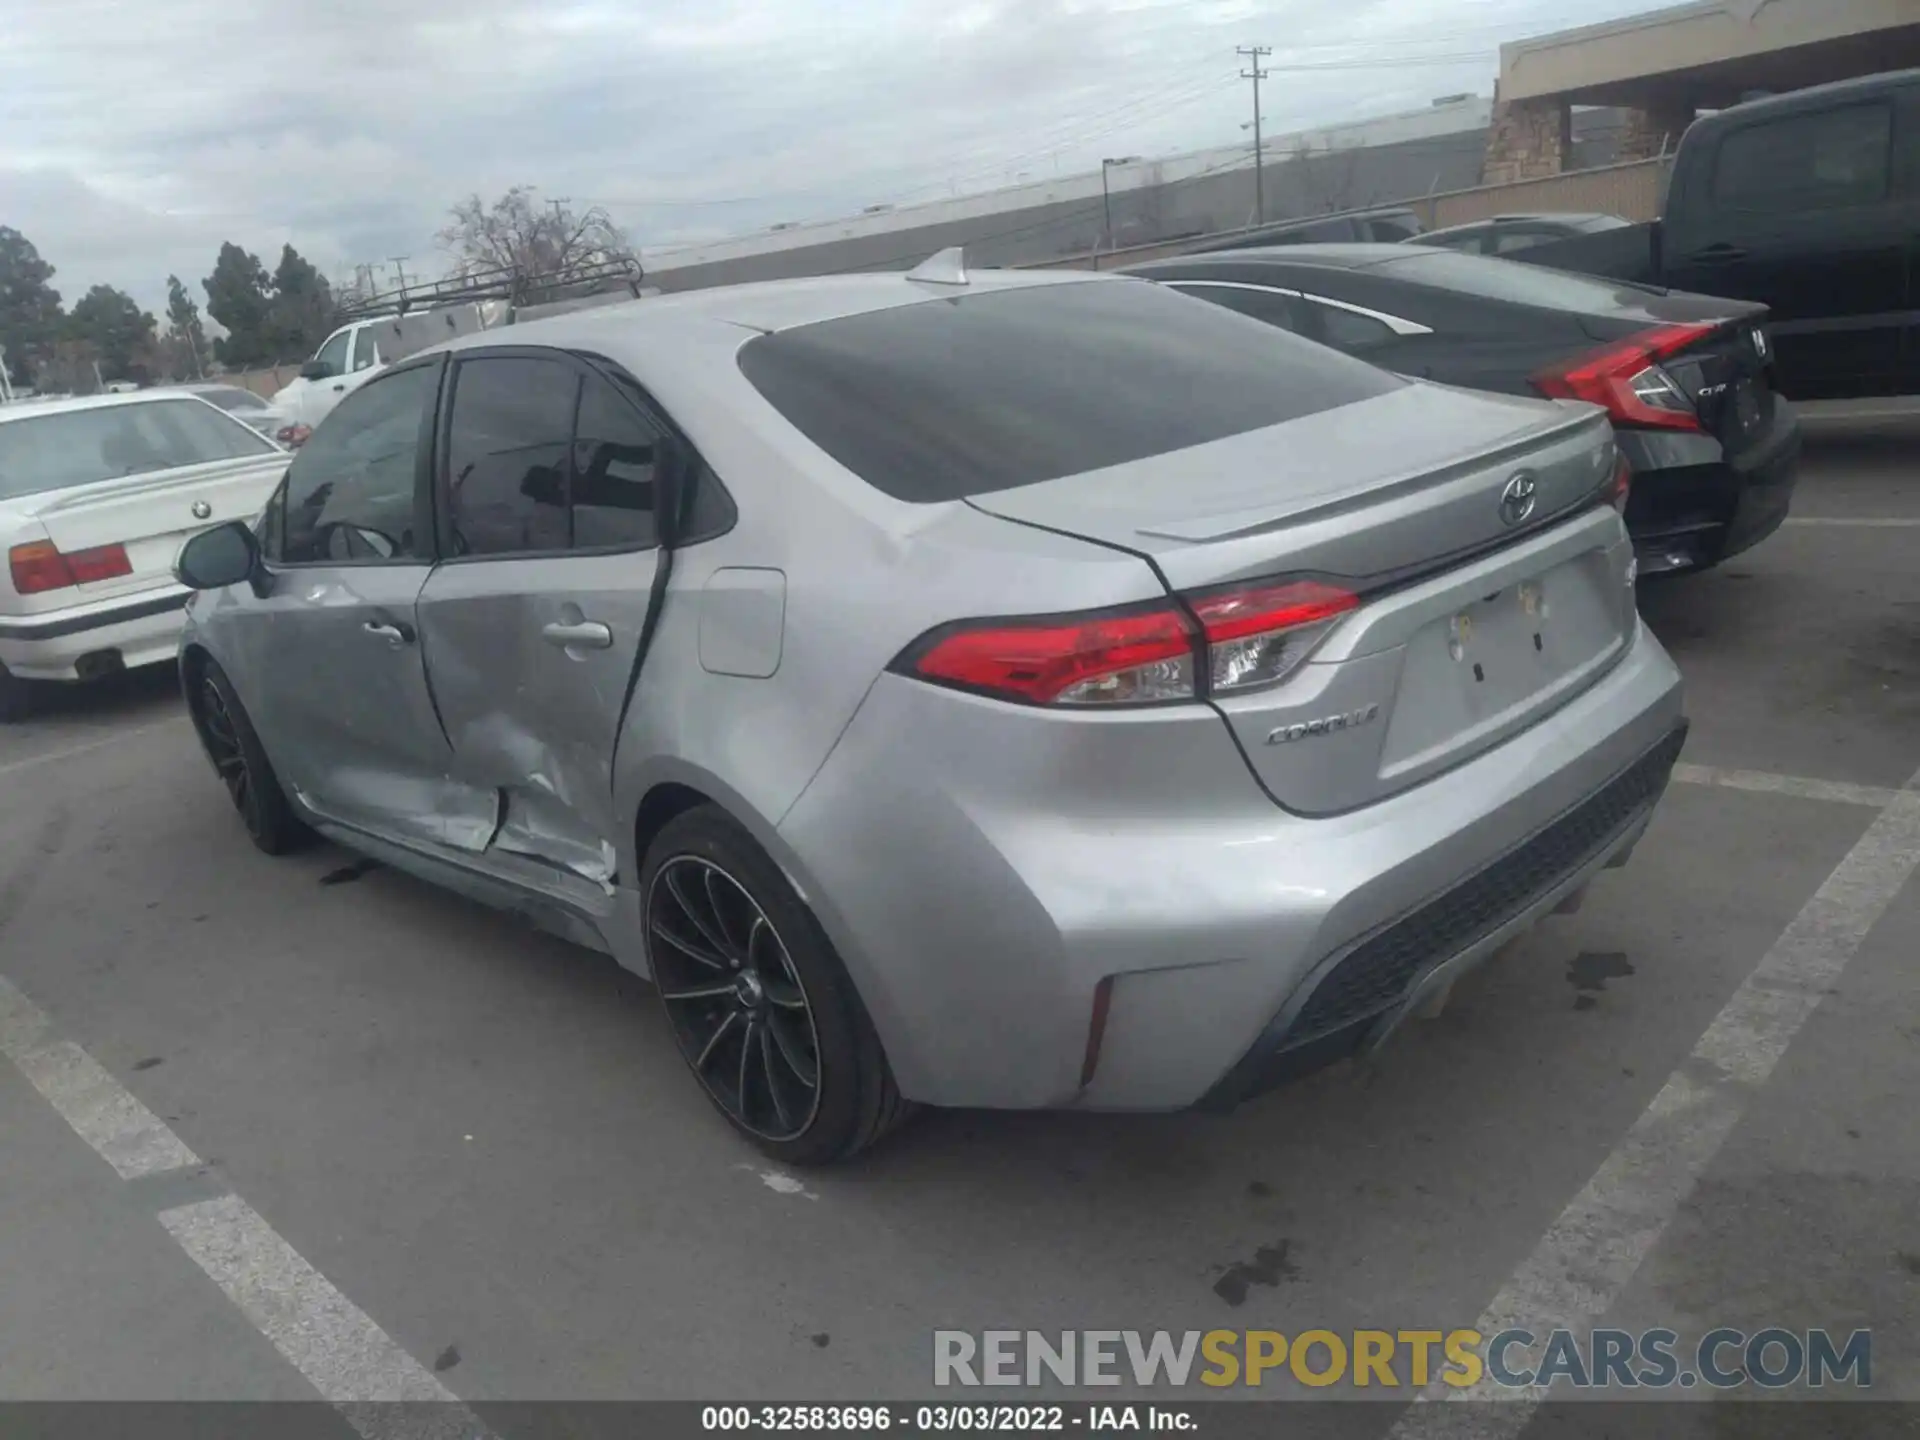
[737,280,1402,502]
[1712,103,1892,213]
[444,356,576,557]
[1302,301,1397,354]
[1168,282,1304,332]
[1365,216,1418,242]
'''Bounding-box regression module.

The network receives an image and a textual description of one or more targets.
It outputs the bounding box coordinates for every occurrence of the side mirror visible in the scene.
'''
[175,520,260,591]
[299,359,334,381]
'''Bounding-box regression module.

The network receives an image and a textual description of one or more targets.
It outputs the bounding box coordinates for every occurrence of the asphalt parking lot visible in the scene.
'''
[1,409,1916,1434]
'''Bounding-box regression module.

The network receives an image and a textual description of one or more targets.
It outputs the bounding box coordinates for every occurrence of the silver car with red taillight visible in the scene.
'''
[171,257,1686,1164]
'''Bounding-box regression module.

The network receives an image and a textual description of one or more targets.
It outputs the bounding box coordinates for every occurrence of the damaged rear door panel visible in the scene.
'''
[414,349,667,888]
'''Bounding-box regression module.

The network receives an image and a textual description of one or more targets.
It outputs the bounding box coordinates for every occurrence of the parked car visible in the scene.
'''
[272,261,650,433]
[170,382,293,445]
[0,392,291,719]
[1514,68,1920,401]
[173,260,1686,1163]
[1408,213,1633,257]
[1183,206,1425,253]
[1125,244,1801,576]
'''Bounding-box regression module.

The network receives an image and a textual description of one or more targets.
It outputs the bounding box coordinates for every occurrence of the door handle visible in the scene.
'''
[362,620,412,645]
[542,620,614,650]
[1687,244,1748,264]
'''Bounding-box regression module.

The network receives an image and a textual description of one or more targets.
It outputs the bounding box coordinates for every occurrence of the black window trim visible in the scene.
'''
[429,343,729,567]
[264,354,446,573]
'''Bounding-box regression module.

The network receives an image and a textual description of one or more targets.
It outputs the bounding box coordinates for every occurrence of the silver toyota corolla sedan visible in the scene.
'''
[173,258,1687,1164]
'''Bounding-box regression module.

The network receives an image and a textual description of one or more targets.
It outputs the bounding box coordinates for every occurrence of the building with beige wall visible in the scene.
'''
[1485,0,1920,182]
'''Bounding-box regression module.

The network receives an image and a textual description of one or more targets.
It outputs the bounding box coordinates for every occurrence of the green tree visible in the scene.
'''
[267,244,335,361]
[203,242,274,368]
[67,284,158,384]
[163,273,209,379]
[0,226,66,386]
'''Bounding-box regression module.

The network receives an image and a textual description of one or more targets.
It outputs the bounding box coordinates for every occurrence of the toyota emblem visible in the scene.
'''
[191,500,212,520]
[1498,472,1538,528]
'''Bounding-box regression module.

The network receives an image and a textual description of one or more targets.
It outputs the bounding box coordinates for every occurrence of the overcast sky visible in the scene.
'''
[1,0,1660,316]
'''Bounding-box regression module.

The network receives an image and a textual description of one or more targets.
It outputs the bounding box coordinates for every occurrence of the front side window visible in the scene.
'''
[311,329,352,378]
[280,364,436,564]
[0,398,275,501]
[443,356,576,557]
[1712,103,1892,213]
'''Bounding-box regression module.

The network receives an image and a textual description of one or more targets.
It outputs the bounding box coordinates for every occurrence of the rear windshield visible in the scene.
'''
[737,279,1402,502]
[1378,249,1666,309]
[0,398,275,501]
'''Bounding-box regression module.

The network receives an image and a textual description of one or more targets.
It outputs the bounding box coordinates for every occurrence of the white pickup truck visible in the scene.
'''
[270,262,653,436]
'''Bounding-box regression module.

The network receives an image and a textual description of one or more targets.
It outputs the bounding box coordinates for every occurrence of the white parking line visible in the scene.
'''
[1671,762,1903,810]
[1784,517,1920,528]
[0,975,491,1439]
[0,717,187,782]
[1389,767,1920,1438]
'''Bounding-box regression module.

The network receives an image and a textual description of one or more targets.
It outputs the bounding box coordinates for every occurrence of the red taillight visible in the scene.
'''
[906,602,1198,707]
[1533,322,1716,433]
[67,544,133,584]
[8,540,131,595]
[9,541,75,595]
[899,578,1359,708]
[277,423,312,448]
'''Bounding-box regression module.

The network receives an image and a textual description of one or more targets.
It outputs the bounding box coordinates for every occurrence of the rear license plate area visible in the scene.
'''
[1378,550,1626,780]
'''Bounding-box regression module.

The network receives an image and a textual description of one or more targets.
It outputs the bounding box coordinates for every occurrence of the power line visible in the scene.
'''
[1238,47,1272,225]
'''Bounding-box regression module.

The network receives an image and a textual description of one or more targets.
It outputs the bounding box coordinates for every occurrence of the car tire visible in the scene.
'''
[190,659,312,856]
[641,805,912,1165]
[0,663,35,723]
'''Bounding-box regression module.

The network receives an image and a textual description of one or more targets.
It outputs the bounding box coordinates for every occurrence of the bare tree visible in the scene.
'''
[437,187,633,299]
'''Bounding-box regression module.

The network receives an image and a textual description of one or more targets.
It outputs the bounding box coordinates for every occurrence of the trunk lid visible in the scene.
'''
[968,382,1637,813]
[26,454,287,599]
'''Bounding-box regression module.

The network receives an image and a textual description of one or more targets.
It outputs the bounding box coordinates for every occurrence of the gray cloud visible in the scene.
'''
[1,0,1657,315]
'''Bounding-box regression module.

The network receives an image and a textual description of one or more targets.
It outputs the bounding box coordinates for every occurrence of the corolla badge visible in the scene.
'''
[1266,703,1381,746]
[191,500,212,520]
[1499,472,1538,528]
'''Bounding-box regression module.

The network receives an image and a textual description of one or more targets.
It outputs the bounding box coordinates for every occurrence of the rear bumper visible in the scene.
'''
[0,588,191,681]
[1199,719,1684,1110]
[1621,401,1802,575]
[778,617,1686,1112]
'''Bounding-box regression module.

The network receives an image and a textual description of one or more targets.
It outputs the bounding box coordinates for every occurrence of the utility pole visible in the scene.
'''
[1238,45,1272,225]
[389,257,411,294]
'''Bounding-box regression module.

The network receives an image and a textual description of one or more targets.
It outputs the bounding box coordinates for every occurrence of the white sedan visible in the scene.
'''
[0,391,290,720]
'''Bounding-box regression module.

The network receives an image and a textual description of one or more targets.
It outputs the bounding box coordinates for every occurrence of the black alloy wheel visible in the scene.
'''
[189,659,309,855]
[639,805,911,1163]
[198,671,260,834]
[648,855,822,1143]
